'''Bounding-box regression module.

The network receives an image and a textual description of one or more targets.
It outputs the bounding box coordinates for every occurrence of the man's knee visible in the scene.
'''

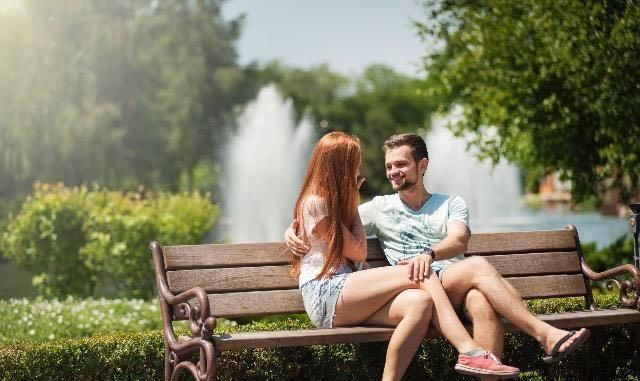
[465,256,496,272]
[463,256,502,284]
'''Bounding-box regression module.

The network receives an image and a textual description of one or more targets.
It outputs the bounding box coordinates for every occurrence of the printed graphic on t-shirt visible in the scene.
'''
[387,209,436,261]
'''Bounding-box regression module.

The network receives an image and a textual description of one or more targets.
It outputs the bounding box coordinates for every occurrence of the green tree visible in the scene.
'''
[257,63,436,196]
[416,0,640,202]
[336,65,437,196]
[253,61,350,126]
[0,0,249,208]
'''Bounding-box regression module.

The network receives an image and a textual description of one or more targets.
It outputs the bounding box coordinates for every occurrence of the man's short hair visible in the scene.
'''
[383,133,429,161]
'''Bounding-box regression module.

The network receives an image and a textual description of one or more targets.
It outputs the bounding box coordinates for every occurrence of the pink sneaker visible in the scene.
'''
[455,351,520,378]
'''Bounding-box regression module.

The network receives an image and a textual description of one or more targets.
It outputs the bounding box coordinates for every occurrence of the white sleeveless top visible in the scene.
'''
[298,195,353,286]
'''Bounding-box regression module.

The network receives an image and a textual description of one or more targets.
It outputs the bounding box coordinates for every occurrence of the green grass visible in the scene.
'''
[0,297,239,345]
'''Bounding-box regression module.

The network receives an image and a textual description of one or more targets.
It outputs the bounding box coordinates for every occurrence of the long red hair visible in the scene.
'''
[290,132,361,279]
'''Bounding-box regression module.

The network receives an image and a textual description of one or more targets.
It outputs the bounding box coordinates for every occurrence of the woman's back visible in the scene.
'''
[298,195,352,286]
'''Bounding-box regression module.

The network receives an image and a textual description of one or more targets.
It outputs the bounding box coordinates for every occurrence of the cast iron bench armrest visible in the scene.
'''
[150,241,216,340]
[581,261,640,309]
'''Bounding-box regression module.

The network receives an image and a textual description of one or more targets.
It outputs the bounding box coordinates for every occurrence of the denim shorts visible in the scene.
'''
[300,272,350,328]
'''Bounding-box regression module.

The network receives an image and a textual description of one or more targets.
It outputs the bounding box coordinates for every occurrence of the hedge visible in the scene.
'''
[1,183,219,299]
[1,294,637,380]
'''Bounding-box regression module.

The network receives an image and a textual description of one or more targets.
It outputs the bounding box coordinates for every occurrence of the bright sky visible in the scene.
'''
[222,0,429,77]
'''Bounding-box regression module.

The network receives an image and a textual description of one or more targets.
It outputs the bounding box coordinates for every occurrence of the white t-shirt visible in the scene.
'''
[298,195,353,286]
[358,193,469,270]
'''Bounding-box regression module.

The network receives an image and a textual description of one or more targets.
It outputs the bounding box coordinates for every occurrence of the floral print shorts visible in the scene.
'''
[300,272,350,328]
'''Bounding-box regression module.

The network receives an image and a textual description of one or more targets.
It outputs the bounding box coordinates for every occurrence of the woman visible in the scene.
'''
[291,132,520,381]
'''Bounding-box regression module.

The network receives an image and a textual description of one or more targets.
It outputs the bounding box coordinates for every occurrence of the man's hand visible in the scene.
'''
[397,253,432,281]
[285,219,310,258]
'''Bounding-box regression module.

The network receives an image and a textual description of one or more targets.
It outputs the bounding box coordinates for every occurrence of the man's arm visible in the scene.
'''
[284,220,310,257]
[397,220,470,281]
[432,220,470,260]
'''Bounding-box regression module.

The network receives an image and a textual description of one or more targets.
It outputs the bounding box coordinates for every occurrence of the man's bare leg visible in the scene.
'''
[463,289,504,358]
[463,289,505,381]
[442,256,588,356]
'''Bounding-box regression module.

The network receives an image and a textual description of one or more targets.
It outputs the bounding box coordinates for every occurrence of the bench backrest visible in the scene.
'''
[157,228,590,320]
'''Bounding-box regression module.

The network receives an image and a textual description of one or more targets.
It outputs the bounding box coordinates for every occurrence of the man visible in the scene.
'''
[286,133,589,375]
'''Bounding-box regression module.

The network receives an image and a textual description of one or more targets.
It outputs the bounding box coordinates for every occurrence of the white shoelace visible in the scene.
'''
[483,351,503,365]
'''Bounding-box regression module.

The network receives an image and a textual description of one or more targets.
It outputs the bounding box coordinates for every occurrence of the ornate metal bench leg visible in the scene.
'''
[164,347,172,381]
[200,344,217,381]
[632,325,640,380]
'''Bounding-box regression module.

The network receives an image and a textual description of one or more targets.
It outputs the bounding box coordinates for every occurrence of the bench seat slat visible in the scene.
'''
[171,274,586,319]
[164,240,388,269]
[507,274,587,299]
[167,266,298,293]
[166,253,582,293]
[465,230,576,255]
[483,251,581,277]
[163,242,290,270]
[212,309,640,351]
[206,289,304,319]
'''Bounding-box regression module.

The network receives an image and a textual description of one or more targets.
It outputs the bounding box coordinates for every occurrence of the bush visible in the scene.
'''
[0,295,636,381]
[1,183,219,298]
[583,234,636,273]
[0,331,165,381]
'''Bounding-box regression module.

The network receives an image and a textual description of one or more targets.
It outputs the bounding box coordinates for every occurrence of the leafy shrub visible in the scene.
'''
[0,295,636,380]
[0,331,165,381]
[583,234,635,273]
[1,183,219,298]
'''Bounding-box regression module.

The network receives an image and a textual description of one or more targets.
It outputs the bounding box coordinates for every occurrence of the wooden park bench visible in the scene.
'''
[150,225,640,381]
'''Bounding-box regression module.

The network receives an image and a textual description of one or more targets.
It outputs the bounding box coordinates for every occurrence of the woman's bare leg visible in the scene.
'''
[333,266,477,353]
[342,289,433,381]
[332,265,424,326]
[422,274,479,353]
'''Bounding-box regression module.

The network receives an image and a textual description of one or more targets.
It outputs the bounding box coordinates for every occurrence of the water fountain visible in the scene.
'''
[424,111,523,231]
[223,85,314,242]
[221,95,627,247]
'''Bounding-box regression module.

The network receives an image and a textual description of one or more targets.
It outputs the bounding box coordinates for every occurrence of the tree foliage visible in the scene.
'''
[259,63,437,196]
[0,0,250,204]
[416,0,640,202]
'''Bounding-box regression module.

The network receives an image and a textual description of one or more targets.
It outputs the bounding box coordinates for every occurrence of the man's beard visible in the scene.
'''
[391,177,417,191]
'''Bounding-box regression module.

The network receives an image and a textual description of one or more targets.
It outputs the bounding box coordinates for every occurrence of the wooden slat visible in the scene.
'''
[507,274,587,299]
[163,242,290,270]
[167,260,389,293]
[164,239,387,270]
[167,266,297,293]
[484,251,581,277]
[207,289,305,319]
[212,309,640,351]
[365,239,386,260]
[466,230,576,255]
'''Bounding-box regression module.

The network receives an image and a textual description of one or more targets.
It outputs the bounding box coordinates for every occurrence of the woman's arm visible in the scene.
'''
[340,213,367,262]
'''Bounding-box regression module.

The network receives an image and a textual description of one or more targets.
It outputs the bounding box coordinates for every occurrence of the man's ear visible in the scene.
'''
[419,158,429,175]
